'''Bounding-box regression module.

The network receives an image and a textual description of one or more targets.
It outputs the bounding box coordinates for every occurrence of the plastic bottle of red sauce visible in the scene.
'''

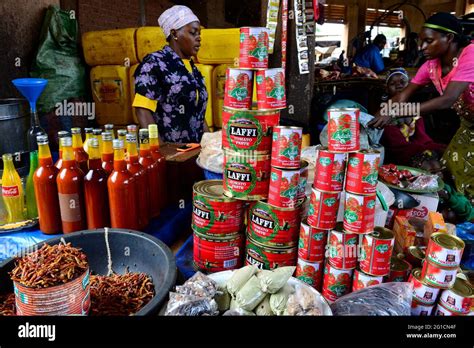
[71,127,89,175]
[101,132,114,176]
[55,130,69,170]
[148,124,167,210]
[126,133,149,230]
[108,139,139,229]
[56,137,86,234]
[34,135,62,234]
[84,138,110,229]
[138,129,160,219]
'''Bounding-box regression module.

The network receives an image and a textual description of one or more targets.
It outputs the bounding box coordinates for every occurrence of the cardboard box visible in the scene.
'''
[386,192,440,228]
[393,216,416,253]
[424,211,447,244]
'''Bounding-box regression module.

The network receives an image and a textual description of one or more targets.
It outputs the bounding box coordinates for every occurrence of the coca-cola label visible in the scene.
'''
[2,186,20,197]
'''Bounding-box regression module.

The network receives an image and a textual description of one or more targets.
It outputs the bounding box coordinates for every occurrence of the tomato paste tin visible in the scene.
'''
[327,224,358,269]
[426,233,465,269]
[245,238,297,270]
[268,167,300,208]
[343,192,376,234]
[420,260,458,289]
[295,258,324,291]
[248,200,301,248]
[297,160,309,200]
[434,302,460,316]
[314,146,347,192]
[222,108,280,154]
[411,299,435,316]
[327,108,360,153]
[224,68,253,109]
[14,269,90,316]
[439,277,473,314]
[193,232,244,273]
[352,268,384,292]
[307,187,340,230]
[345,149,380,195]
[297,219,328,262]
[239,27,270,69]
[385,256,411,282]
[271,126,303,169]
[256,68,286,110]
[409,268,441,305]
[192,180,244,237]
[223,150,271,200]
[405,246,425,269]
[359,227,395,276]
[322,262,353,304]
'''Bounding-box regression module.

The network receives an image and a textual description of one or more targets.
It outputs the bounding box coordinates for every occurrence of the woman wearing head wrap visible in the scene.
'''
[132,5,208,143]
[369,12,474,203]
[380,68,446,166]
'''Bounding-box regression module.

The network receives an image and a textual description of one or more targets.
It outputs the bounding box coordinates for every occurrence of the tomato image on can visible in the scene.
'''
[295,258,324,291]
[193,232,244,273]
[314,146,347,192]
[359,227,394,276]
[256,68,286,110]
[411,299,435,316]
[439,277,473,315]
[343,192,376,234]
[322,262,353,304]
[345,149,380,195]
[327,224,358,269]
[352,268,383,292]
[384,256,411,282]
[420,260,458,289]
[268,167,300,208]
[298,160,309,200]
[239,27,270,69]
[327,108,360,153]
[248,201,301,248]
[307,187,340,230]
[245,238,297,270]
[224,68,253,109]
[297,219,328,262]
[222,108,280,153]
[223,150,271,200]
[192,180,244,237]
[271,126,302,169]
[426,233,465,269]
[409,268,441,305]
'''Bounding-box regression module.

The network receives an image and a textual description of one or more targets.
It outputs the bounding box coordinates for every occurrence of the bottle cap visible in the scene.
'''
[89,138,99,148]
[126,133,137,142]
[117,129,127,136]
[84,128,94,134]
[93,128,102,135]
[113,139,124,149]
[71,127,81,134]
[127,124,138,133]
[104,124,114,130]
[58,131,69,138]
[60,137,73,147]
[102,132,113,141]
[2,153,13,161]
[148,124,159,138]
[36,135,49,144]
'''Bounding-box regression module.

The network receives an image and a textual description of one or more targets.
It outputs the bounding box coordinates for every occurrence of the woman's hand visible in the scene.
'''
[368,114,392,129]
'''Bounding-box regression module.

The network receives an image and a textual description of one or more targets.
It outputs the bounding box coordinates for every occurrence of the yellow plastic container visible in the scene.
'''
[198,28,240,65]
[212,64,232,128]
[136,26,167,62]
[91,65,133,126]
[195,64,214,129]
[129,64,140,124]
[82,28,138,66]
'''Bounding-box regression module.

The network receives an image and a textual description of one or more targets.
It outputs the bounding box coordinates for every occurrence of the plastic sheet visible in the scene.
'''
[330,282,413,316]
[284,283,324,316]
[457,222,474,270]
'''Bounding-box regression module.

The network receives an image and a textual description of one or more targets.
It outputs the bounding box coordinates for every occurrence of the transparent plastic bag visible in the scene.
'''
[269,284,295,315]
[235,275,267,311]
[175,272,218,298]
[227,265,257,297]
[215,284,231,312]
[284,284,323,316]
[223,308,256,316]
[165,292,219,316]
[407,175,439,191]
[330,282,413,316]
[255,295,274,316]
[257,266,296,294]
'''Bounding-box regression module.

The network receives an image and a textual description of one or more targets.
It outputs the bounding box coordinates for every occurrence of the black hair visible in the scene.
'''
[373,34,387,46]
[425,12,471,47]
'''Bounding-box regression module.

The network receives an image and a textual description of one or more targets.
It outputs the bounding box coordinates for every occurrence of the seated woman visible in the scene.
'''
[380,68,446,166]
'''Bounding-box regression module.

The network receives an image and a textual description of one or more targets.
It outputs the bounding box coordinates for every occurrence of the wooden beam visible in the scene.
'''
[455,0,467,14]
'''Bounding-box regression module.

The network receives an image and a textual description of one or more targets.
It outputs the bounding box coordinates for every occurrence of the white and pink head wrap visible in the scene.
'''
[158,5,200,39]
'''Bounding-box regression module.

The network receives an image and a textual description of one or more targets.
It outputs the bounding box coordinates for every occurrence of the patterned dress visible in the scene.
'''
[134,45,208,143]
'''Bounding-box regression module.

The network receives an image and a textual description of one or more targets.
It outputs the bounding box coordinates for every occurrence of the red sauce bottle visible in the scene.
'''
[84,137,110,229]
[108,139,138,229]
[101,132,114,175]
[34,135,62,234]
[71,127,89,174]
[56,136,86,233]
[138,129,160,219]
[55,130,69,170]
[148,124,167,210]
[126,133,149,230]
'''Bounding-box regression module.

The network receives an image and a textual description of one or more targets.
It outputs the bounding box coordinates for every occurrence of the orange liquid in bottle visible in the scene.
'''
[108,139,138,229]
[56,137,86,233]
[138,129,160,218]
[34,135,62,234]
[101,132,114,175]
[84,138,110,229]
[149,124,167,210]
[71,128,89,174]
[55,130,69,170]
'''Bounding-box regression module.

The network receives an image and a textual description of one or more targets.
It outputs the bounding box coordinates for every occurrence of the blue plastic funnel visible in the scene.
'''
[12,78,48,113]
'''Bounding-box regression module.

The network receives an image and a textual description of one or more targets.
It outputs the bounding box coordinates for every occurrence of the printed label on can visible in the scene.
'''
[352,269,383,292]
[322,262,353,303]
[327,109,360,152]
[359,233,394,276]
[314,149,346,192]
[256,68,286,109]
[295,258,323,291]
[271,127,302,168]
[421,261,457,289]
[268,167,300,208]
[245,238,297,270]
[297,222,328,262]
[434,303,458,316]
[239,27,269,69]
[193,233,243,273]
[440,288,473,314]
[426,238,463,268]
[224,69,253,109]
[343,192,376,233]
[345,152,380,195]
[411,300,434,316]
[409,270,440,305]
[327,229,358,269]
[307,188,340,230]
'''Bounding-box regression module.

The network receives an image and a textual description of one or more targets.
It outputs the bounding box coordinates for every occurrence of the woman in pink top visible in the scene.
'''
[369,12,474,202]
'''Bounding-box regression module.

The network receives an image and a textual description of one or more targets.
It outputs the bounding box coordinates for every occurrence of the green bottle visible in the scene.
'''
[26,150,38,219]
